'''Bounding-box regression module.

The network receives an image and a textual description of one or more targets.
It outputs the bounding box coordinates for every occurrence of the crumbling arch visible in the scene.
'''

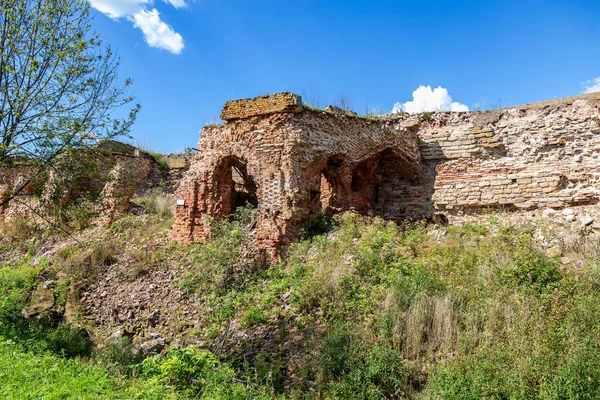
[319,155,346,212]
[213,156,258,217]
[307,154,348,218]
[349,148,418,220]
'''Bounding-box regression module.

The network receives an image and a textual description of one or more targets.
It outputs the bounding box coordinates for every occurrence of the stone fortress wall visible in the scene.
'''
[174,91,600,257]
[415,94,600,213]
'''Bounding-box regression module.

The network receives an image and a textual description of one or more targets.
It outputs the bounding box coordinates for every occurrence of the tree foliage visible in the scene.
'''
[0,0,138,205]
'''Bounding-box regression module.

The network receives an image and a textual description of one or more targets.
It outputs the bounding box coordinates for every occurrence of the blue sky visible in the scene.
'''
[88,0,600,153]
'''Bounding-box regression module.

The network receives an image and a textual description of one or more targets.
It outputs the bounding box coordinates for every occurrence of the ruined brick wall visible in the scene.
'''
[174,104,421,257]
[0,164,39,218]
[220,92,303,120]
[0,142,155,224]
[95,153,153,225]
[174,92,600,258]
[410,93,600,213]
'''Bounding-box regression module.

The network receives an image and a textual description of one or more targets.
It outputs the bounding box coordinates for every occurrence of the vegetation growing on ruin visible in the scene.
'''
[3,195,600,398]
[0,0,138,208]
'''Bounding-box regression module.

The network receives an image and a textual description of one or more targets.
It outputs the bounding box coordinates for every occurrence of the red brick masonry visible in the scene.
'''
[174,92,600,257]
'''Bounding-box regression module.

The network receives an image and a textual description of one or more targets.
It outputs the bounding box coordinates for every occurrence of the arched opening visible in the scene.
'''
[305,155,347,236]
[308,155,346,217]
[319,156,345,212]
[213,156,258,217]
[349,148,418,220]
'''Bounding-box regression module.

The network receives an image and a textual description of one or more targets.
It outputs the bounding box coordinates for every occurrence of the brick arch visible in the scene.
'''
[348,148,420,220]
[211,155,259,217]
[305,154,351,218]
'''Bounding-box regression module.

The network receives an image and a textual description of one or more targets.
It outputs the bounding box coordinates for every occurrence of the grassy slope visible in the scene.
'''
[2,197,600,399]
[0,338,178,400]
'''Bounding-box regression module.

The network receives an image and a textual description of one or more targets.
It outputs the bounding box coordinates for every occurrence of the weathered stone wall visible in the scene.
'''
[175,92,600,258]
[411,93,600,213]
[220,92,303,121]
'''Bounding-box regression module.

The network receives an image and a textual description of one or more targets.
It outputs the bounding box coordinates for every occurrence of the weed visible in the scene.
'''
[133,189,174,219]
[142,346,252,398]
[242,307,267,328]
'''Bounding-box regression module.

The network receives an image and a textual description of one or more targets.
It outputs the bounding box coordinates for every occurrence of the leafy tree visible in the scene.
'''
[0,0,139,207]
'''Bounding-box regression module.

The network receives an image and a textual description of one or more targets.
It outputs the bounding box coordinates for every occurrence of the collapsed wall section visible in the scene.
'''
[0,142,156,225]
[220,92,303,121]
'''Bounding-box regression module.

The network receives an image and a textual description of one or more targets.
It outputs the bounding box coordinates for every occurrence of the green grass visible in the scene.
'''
[4,209,600,398]
[0,337,179,400]
[184,212,600,398]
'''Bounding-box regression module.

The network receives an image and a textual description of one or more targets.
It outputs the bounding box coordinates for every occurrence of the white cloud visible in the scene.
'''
[163,0,187,8]
[130,9,184,54]
[89,0,149,19]
[89,0,185,54]
[582,77,600,94]
[392,85,469,114]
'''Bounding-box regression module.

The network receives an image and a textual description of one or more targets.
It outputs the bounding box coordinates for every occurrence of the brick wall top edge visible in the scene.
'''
[220,92,303,121]
[203,108,418,139]
[220,92,599,125]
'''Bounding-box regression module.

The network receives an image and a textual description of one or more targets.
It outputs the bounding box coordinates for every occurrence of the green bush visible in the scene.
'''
[423,339,600,400]
[543,341,600,400]
[0,261,39,333]
[182,205,259,293]
[305,209,335,238]
[242,307,267,328]
[320,326,353,380]
[142,346,251,399]
[498,250,562,292]
[47,323,94,358]
[321,326,407,399]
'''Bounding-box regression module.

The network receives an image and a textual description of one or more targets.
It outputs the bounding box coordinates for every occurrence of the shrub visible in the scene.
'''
[47,323,94,358]
[320,326,353,380]
[142,346,250,398]
[498,250,562,292]
[182,205,259,292]
[320,326,407,399]
[305,209,335,238]
[544,341,600,399]
[423,339,600,400]
[242,307,267,328]
[0,260,40,333]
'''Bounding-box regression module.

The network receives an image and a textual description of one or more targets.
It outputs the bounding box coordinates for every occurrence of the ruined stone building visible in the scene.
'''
[0,142,191,225]
[173,92,600,257]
